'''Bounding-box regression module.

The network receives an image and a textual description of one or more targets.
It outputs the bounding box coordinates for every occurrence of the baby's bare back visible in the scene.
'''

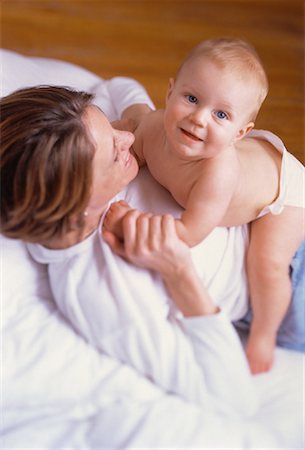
[224,137,282,225]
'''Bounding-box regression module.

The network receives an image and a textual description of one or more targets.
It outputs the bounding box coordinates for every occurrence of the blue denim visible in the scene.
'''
[236,237,305,352]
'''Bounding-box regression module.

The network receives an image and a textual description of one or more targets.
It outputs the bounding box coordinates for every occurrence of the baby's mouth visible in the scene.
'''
[180,128,203,142]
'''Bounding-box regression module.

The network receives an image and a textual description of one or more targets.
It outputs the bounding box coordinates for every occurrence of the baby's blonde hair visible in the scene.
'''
[178,37,269,120]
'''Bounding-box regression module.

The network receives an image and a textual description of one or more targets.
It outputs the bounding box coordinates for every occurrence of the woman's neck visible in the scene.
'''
[45,214,101,250]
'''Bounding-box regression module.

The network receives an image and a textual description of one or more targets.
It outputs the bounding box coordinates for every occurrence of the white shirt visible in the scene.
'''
[27,193,257,418]
[2,49,300,448]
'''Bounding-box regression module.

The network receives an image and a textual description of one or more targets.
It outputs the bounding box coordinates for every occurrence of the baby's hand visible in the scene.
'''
[103,200,133,242]
[111,105,152,133]
[111,118,138,133]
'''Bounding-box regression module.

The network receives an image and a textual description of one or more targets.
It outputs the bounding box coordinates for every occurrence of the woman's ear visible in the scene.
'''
[166,78,175,102]
[234,121,254,141]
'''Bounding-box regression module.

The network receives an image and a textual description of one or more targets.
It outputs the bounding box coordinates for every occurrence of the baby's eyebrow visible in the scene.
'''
[219,101,234,112]
[181,83,194,90]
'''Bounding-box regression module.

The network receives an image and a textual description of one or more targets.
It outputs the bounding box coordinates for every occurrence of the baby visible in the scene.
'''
[105,38,305,374]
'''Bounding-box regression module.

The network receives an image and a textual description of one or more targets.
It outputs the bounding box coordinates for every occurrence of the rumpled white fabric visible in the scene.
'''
[249,129,305,217]
[26,194,257,419]
[1,48,304,448]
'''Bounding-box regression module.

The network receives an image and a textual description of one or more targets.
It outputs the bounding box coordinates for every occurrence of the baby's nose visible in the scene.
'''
[190,108,208,127]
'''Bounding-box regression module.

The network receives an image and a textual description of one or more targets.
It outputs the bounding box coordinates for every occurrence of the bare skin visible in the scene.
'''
[103,208,219,318]
[104,56,305,374]
[104,115,304,375]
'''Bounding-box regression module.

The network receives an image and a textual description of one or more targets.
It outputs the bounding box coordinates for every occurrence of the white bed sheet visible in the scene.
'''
[1,49,304,448]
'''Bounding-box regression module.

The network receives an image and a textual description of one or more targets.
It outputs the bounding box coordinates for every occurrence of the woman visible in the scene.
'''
[1,84,283,441]
[1,86,138,247]
[1,77,302,446]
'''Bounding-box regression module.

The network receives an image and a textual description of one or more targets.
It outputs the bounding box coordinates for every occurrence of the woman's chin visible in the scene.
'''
[130,156,140,179]
[128,156,140,182]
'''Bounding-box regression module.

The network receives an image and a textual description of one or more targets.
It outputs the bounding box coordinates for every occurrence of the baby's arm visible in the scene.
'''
[121,103,153,124]
[176,163,238,247]
[104,162,237,248]
[121,105,155,167]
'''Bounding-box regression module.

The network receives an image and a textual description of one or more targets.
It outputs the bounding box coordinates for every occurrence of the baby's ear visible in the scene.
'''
[166,78,175,101]
[235,121,254,141]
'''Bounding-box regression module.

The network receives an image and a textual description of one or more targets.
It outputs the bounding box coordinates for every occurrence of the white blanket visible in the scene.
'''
[1,49,304,448]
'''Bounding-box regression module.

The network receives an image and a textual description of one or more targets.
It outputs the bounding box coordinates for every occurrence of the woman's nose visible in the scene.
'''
[118,130,135,149]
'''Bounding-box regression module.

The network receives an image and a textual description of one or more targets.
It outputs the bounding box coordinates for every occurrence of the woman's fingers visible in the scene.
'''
[148,215,163,250]
[102,229,125,257]
[104,209,192,275]
[104,207,143,260]
[122,210,144,250]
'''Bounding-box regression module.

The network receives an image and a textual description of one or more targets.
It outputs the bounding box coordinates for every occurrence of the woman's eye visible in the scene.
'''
[216,110,227,120]
[186,95,198,104]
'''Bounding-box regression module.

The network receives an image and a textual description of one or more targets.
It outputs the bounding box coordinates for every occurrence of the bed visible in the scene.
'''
[1,48,304,448]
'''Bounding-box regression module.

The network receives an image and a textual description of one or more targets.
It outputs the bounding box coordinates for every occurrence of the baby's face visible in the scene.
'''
[163,57,256,159]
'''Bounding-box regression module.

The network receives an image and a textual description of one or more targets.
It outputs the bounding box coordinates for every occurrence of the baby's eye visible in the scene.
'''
[186,95,198,104]
[215,110,228,120]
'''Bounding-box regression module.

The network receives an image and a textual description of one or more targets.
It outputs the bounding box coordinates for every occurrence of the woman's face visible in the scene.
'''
[84,106,138,214]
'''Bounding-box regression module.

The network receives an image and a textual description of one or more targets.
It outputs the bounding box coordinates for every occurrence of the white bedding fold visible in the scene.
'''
[1,48,304,448]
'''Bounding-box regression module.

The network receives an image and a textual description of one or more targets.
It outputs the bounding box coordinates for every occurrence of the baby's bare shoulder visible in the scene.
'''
[140,110,165,154]
[194,154,239,199]
[140,109,164,131]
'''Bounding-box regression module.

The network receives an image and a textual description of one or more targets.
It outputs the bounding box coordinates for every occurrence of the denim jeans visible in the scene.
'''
[236,237,305,352]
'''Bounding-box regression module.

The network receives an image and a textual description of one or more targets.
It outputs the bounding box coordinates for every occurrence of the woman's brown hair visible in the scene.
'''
[0,85,95,243]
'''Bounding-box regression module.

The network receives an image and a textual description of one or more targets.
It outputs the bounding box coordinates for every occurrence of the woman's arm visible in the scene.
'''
[106,76,155,119]
[103,208,259,417]
[108,210,218,316]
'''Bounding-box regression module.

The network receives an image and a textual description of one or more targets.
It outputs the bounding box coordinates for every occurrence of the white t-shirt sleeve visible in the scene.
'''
[27,233,258,419]
[182,311,259,417]
[105,76,155,118]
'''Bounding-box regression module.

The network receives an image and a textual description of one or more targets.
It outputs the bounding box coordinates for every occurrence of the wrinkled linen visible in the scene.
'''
[1,48,304,448]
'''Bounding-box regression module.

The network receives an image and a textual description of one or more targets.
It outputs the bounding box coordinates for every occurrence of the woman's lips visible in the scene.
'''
[125,153,131,166]
[125,151,137,168]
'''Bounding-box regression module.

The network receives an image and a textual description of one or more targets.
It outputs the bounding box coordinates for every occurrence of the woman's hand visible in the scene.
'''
[104,206,191,278]
[103,206,218,317]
